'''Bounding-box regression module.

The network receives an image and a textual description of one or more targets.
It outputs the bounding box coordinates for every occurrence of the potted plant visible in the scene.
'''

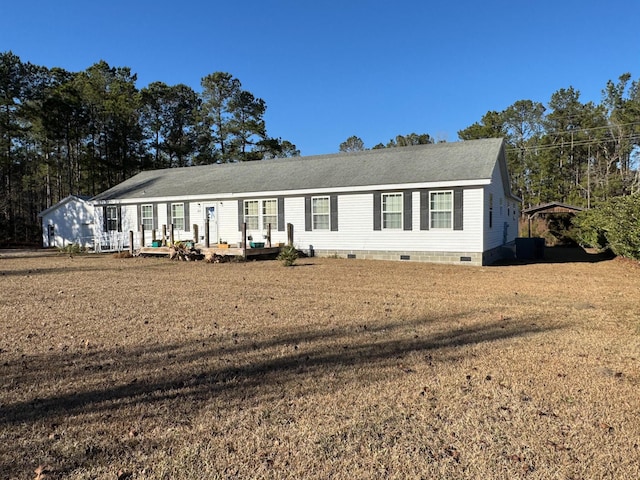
[248,235,264,248]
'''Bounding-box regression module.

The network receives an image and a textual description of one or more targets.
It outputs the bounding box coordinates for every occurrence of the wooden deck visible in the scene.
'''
[137,245,281,259]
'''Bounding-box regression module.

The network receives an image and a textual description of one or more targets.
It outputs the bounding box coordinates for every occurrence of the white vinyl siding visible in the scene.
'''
[39,197,95,249]
[489,193,494,228]
[430,191,453,229]
[218,200,243,245]
[483,160,519,250]
[382,193,403,229]
[289,191,481,254]
[312,196,330,230]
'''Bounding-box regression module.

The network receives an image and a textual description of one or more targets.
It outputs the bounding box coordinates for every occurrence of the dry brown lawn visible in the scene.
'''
[0,248,638,479]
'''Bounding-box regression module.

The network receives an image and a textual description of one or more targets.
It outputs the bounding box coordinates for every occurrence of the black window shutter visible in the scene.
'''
[277,197,285,231]
[403,191,412,231]
[167,203,172,227]
[330,195,338,231]
[373,192,381,231]
[420,190,429,230]
[184,202,190,231]
[152,204,158,230]
[304,196,312,231]
[237,199,244,231]
[103,206,108,232]
[137,205,141,230]
[117,206,122,232]
[454,188,464,230]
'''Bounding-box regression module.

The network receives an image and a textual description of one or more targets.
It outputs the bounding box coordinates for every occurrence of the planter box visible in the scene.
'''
[216,243,229,249]
[151,240,162,247]
[249,242,265,248]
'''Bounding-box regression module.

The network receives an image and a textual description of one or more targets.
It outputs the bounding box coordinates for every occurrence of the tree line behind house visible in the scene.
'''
[0,52,300,243]
[341,75,640,211]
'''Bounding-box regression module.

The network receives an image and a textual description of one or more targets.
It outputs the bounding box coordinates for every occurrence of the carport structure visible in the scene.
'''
[522,202,584,238]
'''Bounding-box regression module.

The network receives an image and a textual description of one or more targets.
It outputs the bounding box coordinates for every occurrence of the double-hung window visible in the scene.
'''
[262,199,277,230]
[382,193,403,229]
[430,191,453,229]
[141,204,153,231]
[244,199,278,231]
[106,206,119,231]
[312,196,330,230]
[171,203,185,230]
[244,200,260,230]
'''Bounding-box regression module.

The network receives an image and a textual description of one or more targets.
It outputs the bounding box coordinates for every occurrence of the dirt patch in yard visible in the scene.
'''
[1,249,638,479]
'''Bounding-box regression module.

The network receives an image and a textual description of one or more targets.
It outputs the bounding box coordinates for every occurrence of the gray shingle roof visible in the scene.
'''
[92,138,505,201]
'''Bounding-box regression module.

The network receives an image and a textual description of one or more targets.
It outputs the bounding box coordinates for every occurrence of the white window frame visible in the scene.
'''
[244,200,260,230]
[141,204,153,231]
[382,192,403,229]
[262,199,278,231]
[430,190,453,229]
[171,203,185,230]
[244,199,278,231]
[312,196,330,230]
[106,206,119,232]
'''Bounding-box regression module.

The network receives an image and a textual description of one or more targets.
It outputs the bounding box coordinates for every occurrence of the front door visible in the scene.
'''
[206,205,218,246]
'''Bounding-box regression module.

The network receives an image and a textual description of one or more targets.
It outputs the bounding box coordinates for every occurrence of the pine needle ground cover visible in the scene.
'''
[0,250,638,479]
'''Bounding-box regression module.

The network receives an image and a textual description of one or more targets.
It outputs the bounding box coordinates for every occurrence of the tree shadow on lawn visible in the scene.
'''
[1,313,562,430]
[1,312,566,477]
[0,261,169,278]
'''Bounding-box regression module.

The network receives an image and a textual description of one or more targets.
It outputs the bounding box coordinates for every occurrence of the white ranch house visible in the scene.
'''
[85,138,520,265]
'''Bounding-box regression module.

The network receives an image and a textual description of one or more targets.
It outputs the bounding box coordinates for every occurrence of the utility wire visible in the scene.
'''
[505,132,640,154]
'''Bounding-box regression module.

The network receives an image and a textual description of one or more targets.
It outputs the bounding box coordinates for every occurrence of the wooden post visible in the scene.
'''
[287,222,294,246]
[152,229,156,242]
[193,224,198,245]
[242,222,247,260]
[170,224,175,246]
[162,225,167,246]
[267,223,272,247]
[204,220,210,248]
[140,224,145,249]
[129,230,134,254]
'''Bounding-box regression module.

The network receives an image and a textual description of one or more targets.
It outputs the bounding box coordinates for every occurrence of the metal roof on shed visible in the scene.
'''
[92,138,505,201]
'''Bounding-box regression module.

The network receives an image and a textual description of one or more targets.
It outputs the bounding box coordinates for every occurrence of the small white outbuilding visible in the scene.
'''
[37,195,95,249]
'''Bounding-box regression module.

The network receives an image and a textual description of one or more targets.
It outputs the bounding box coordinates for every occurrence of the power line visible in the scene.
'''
[503,120,640,139]
[504,131,640,154]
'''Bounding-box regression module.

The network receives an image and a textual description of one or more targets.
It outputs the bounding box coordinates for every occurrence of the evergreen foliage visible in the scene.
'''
[458,75,640,210]
[0,51,298,244]
[339,135,365,152]
[574,194,640,259]
[277,244,298,267]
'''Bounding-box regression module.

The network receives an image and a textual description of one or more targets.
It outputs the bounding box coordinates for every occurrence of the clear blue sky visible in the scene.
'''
[2,0,639,156]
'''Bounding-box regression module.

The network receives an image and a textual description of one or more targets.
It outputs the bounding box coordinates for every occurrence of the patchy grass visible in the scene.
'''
[0,249,638,479]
